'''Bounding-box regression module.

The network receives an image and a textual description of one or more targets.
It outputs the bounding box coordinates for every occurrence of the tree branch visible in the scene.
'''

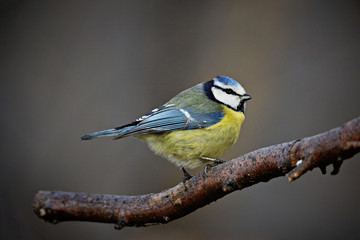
[33,117,360,229]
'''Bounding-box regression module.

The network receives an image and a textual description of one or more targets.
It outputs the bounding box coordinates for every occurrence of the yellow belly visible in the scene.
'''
[139,106,245,168]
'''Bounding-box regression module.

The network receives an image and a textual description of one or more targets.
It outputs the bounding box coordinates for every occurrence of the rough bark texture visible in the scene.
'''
[33,117,360,229]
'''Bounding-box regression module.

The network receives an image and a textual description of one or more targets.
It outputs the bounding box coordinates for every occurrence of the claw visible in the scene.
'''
[204,164,211,175]
[201,157,225,175]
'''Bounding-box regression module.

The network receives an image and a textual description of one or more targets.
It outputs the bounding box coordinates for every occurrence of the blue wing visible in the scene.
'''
[112,105,224,139]
[81,105,224,140]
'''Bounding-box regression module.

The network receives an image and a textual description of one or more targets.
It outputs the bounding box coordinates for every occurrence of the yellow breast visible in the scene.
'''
[140,106,245,168]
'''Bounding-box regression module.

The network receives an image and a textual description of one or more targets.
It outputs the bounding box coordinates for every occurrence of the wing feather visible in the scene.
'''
[113,105,224,139]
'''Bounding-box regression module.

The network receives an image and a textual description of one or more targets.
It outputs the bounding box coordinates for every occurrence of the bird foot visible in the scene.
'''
[201,157,225,175]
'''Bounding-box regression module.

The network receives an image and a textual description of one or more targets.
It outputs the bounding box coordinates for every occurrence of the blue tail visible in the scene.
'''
[81,127,132,140]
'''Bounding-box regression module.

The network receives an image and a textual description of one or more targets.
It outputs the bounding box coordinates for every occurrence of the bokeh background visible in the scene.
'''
[1,1,360,239]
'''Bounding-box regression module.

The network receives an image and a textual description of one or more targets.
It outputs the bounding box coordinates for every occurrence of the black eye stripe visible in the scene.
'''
[214,85,240,97]
[223,88,236,95]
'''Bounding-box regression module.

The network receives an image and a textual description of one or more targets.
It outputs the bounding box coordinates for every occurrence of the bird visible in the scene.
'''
[81,75,251,179]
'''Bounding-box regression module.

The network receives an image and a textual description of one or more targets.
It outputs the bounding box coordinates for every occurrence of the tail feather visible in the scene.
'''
[81,128,127,140]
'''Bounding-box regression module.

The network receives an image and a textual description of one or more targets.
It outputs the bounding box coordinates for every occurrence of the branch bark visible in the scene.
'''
[33,116,360,229]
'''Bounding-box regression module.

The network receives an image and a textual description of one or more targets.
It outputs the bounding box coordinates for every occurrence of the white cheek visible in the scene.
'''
[212,87,240,109]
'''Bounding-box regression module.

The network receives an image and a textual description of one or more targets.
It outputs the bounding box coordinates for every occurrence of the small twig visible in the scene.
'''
[33,116,360,229]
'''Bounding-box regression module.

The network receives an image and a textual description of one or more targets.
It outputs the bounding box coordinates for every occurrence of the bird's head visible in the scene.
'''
[204,75,251,112]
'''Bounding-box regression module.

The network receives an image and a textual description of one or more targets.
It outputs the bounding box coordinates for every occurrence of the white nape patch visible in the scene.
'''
[211,87,240,110]
[180,108,195,122]
[213,78,246,95]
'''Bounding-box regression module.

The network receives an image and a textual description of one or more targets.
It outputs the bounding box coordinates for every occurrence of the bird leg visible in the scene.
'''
[201,156,225,164]
[181,166,193,183]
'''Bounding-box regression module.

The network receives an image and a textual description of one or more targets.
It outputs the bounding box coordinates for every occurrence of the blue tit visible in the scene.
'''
[81,75,251,177]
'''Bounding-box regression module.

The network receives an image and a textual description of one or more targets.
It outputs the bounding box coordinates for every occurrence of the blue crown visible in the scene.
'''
[215,75,239,86]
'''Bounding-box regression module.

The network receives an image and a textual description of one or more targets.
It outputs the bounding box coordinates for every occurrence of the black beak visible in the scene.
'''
[242,94,252,101]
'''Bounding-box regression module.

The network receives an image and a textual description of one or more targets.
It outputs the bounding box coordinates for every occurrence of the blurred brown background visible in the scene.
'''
[1,1,360,239]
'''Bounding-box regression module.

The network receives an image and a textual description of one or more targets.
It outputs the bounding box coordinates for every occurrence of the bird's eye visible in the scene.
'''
[223,89,235,95]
